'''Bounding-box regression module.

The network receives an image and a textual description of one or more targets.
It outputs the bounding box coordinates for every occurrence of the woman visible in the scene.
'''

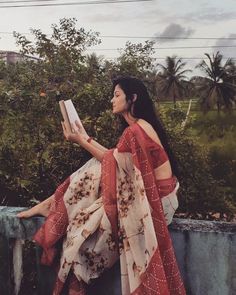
[18,76,186,295]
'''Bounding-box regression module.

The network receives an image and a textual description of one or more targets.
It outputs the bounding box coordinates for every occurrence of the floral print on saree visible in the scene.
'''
[34,124,185,295]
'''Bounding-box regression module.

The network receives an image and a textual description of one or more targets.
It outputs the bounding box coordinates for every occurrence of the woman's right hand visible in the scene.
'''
[61,121,89,145]
[75,120,90,141]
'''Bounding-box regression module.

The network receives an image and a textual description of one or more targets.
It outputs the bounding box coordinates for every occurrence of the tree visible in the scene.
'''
[1,19,235,220]
[142,70,163,102]
[111,40,161,102]
[157,56,191,107]
[13,18,101,98]
[114,40,156,78]
[0,18,113,206]
[196,51,236,113]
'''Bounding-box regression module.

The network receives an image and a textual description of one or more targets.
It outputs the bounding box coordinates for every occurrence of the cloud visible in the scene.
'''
[213,33,236,59]
[87,12,121,23]
[155,23,194,43]
[157,3,236,25]
[86,2,163,25]
[215,33,236,47]
[85,1,147,23]
[190,11,236,23]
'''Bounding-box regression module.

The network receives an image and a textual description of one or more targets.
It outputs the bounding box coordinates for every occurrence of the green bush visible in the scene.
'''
[159,106,236,220]
[0,18,235,220]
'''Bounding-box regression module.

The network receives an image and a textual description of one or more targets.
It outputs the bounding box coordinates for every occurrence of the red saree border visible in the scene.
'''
[118,125,186,295]
[131,248,185,295]
[101,149,119,247]
[34,177,70,265]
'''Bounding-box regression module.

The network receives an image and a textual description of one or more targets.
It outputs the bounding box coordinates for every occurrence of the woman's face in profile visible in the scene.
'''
[111,84,129,114]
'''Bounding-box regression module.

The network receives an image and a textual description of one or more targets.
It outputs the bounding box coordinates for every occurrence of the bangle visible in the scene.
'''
[87,137,93,143]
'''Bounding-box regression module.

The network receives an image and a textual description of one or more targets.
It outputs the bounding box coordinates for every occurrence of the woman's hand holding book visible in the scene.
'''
[61,120,89,145]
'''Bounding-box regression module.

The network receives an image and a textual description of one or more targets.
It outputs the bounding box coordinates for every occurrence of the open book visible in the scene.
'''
[59,99,83,133]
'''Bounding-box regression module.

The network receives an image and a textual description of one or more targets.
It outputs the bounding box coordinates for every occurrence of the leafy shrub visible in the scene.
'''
[0,18,235,220]
[160,106,236,220]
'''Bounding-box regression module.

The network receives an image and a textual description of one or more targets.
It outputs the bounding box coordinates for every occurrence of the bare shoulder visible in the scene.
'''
[137,119,163,147]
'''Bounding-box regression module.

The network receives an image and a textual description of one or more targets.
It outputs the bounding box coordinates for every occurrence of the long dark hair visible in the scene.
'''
[112,76,179,177]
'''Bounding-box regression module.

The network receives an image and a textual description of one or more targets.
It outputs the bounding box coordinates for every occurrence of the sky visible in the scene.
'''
[0,0,236,77]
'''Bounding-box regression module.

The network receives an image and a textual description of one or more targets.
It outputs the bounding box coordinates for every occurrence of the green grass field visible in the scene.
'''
[160,100,236,147]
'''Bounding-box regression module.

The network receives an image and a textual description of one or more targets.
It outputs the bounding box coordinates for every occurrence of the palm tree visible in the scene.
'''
[143,70,162,102]
[157,56,191,108]
[196,52,236,113]
[224,58,236,85]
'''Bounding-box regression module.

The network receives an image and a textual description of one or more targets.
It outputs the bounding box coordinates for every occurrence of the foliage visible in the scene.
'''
[189,110,236,217]
[115,40,156,77]
[0,18,235,220]
[0,18,111,206]
[157,56,192,107]
[159,105,236,220]
[196,51,236,113]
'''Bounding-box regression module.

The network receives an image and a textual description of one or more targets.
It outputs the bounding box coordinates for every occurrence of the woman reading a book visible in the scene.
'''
[18,76,186,295]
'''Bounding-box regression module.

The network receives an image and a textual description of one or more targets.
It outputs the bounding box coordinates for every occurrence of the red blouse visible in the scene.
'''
[117,122,169,169]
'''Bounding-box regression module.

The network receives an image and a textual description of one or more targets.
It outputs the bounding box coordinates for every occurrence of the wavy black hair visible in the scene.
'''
[112,76,179,177]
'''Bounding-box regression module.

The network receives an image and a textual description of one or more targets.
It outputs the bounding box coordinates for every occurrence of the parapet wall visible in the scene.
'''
[0,206,236,295]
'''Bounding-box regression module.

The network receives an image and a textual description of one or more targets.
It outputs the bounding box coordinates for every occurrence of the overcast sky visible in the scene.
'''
[0,0,236,76]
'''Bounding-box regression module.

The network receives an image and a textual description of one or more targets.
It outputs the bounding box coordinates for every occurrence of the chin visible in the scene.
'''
[112,109,124,115]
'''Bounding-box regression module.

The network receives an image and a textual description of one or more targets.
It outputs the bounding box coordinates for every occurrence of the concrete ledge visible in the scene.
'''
[0,206,236,295]
[1,206,236,238]
[0,206,44,239]
[170,217,236,233]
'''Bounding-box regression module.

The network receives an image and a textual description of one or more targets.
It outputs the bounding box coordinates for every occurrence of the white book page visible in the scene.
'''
[64,99,82,131]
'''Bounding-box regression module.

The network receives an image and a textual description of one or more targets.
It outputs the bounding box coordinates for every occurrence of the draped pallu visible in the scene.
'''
[34,123,186,295]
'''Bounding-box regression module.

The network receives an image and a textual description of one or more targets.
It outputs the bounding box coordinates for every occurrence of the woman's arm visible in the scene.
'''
[61,121,108,162]
[89,138,108,153]
[78,137,107,162]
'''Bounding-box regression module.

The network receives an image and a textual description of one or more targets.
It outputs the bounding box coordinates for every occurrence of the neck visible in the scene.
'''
[122,112,139,126]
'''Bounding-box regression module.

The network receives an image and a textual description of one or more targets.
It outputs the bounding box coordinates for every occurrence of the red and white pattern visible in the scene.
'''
[33,124,185,295]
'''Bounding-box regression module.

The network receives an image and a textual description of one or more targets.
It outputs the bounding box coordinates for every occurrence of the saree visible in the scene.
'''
[34,123,186,295]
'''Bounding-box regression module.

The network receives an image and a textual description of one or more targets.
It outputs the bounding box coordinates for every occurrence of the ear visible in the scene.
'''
[132,94,137,102]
